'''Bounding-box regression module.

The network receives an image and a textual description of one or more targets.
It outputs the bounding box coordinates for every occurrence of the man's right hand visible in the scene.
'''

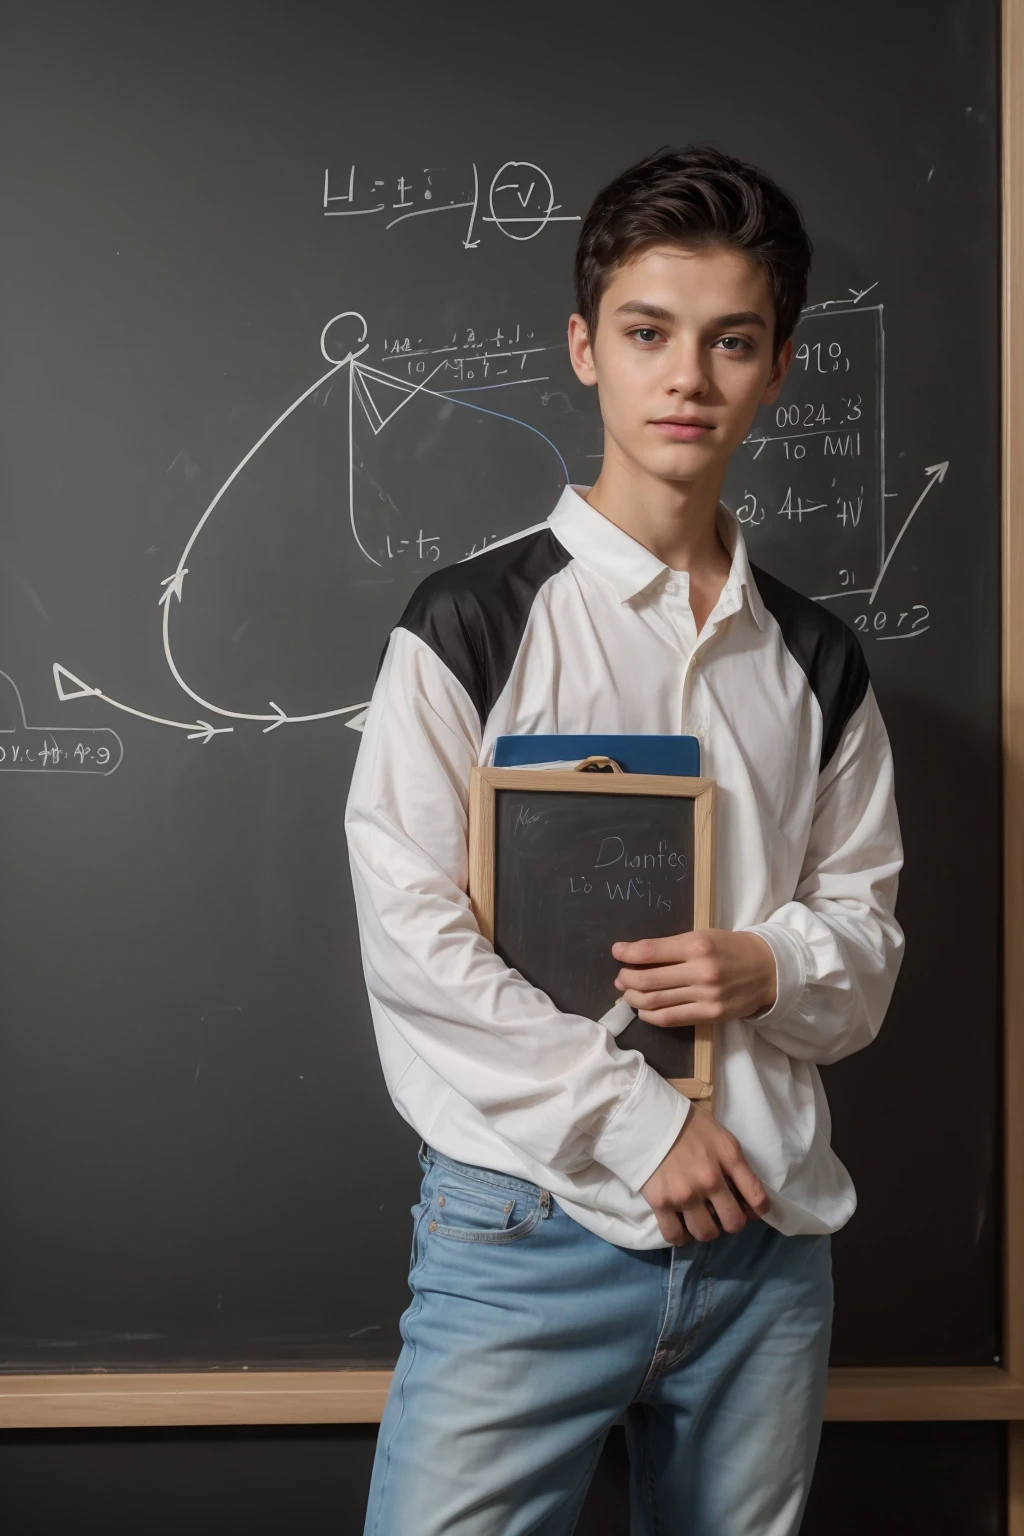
[640,1105,772,1245]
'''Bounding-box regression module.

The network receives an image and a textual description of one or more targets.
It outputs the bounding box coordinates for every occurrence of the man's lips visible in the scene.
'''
[650,417,714,440]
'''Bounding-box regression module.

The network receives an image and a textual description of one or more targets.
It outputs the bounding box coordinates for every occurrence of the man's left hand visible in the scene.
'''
[612,930,777,1027]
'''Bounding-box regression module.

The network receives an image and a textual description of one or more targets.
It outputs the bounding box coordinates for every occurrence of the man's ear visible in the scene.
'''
[760,335,794,406]
[567,313,598,387]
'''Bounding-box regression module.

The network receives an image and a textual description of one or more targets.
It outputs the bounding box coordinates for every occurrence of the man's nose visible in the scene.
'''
[666,341,709,397]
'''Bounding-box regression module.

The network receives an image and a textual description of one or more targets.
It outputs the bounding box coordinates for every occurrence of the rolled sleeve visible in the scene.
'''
[739,686,904,1064]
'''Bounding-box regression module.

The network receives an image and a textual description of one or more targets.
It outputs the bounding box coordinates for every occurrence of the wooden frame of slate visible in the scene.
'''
[466,766,716,1102]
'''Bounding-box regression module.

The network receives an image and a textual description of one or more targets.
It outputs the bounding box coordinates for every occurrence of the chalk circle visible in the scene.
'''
[320,312,370,365]
[488,161,556,242]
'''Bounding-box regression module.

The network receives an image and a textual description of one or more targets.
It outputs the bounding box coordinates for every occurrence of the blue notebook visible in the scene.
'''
[492,733,700,776]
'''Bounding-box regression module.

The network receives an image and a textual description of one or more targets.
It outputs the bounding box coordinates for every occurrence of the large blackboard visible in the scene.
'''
[0,0,1001,1373]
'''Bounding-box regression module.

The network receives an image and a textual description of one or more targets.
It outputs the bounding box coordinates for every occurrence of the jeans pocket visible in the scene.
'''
[429,1171,548,1245]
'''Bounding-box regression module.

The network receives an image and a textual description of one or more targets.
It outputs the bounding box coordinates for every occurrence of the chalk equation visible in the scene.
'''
[323,159,581,248]
[0,671,122,775]
[723,290,947,644]
[380,320,558,390]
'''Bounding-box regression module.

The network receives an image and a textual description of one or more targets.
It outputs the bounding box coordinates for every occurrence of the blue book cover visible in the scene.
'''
[492,733,700,776]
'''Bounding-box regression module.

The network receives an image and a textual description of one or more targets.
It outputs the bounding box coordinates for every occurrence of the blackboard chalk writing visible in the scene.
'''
[384,530,441,562]
[823,433,861,457]
[379,320,556,391]
[795,340,850,373]
[836,490,864,528]
[513,803,542,830]
[735,490,765,526]
[855,603,931,640]
[727,302,886,610]
[810,461,947,614]
[0,672,123,776]
[777,486,830,520]
[323,160,581,249]
[776,402,833,428]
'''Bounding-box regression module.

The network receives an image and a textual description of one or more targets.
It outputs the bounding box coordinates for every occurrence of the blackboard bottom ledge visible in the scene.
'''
[0,1367,1021,1429]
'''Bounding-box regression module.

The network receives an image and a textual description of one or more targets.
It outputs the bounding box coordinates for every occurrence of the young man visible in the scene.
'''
[345,145,904,1535]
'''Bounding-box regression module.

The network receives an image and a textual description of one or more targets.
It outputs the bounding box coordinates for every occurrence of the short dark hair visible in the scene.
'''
[574,144,812,358]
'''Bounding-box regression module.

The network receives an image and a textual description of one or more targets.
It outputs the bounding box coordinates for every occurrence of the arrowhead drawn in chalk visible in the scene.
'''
[187,720,233,744]
[53,662,100,701]
[263,702,288,733]
[924,461,949,482]
[159,569,188,606]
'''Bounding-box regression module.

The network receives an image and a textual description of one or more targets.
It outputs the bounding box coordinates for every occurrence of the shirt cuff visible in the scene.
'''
[590,1065,690,1194]
[737,921,811,1022]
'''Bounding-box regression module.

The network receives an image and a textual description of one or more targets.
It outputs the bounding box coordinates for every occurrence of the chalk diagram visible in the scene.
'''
[725,292,948,642]
[0,670,122,775]
[51,290,947,747]
[52,310,569,743]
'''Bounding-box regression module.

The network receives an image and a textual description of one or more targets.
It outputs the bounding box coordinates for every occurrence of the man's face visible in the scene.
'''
[568,241,792,486]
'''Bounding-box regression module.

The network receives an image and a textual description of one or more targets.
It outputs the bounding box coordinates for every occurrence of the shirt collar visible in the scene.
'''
[547,483,765,629]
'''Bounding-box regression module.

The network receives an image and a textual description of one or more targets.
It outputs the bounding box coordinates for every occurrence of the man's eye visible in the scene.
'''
[716,334,752,352]
[630,327,661,344]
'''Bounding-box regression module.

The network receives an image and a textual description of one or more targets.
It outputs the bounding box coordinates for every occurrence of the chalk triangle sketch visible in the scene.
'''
[354,369,417,430]
[53,663,99,701]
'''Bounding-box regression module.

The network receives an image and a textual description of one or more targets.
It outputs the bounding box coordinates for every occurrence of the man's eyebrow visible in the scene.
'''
[613,301,677,321]
[612,301,768,330]
[714,310,767,329]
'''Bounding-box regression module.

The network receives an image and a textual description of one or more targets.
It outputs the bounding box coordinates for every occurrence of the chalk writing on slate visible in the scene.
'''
[492,789,696,1080]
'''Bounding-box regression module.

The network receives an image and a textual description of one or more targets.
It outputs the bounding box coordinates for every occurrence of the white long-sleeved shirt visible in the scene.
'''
[344,483,904,1248]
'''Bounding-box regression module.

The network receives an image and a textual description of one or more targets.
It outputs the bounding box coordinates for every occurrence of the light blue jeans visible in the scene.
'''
[364,1141,833,1536]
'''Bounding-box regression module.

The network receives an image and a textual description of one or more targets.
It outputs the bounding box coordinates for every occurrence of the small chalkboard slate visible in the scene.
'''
[468,767,715,1099]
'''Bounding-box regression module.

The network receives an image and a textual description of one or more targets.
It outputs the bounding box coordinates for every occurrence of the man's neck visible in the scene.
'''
[582,438,729,576]
[582,437,734,635]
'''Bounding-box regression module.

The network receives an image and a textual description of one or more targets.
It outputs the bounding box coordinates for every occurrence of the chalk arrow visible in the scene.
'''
[187,720,234,744]
[158,569,188,606]
[52,663,101,702]
[53,661,234,740]
[871,461,949,603]
[262,701,288,733]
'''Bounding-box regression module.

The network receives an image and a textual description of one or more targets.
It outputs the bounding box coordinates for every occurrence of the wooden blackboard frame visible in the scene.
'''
[0,13,1022,1502]
[466,766,716,1101]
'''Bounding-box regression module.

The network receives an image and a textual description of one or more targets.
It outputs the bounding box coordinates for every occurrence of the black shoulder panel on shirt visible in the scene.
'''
[378,527,573,725]
[750,563,870,771]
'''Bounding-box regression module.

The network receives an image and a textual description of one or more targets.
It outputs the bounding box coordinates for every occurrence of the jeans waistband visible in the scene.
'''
[419,1140,550,1199]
